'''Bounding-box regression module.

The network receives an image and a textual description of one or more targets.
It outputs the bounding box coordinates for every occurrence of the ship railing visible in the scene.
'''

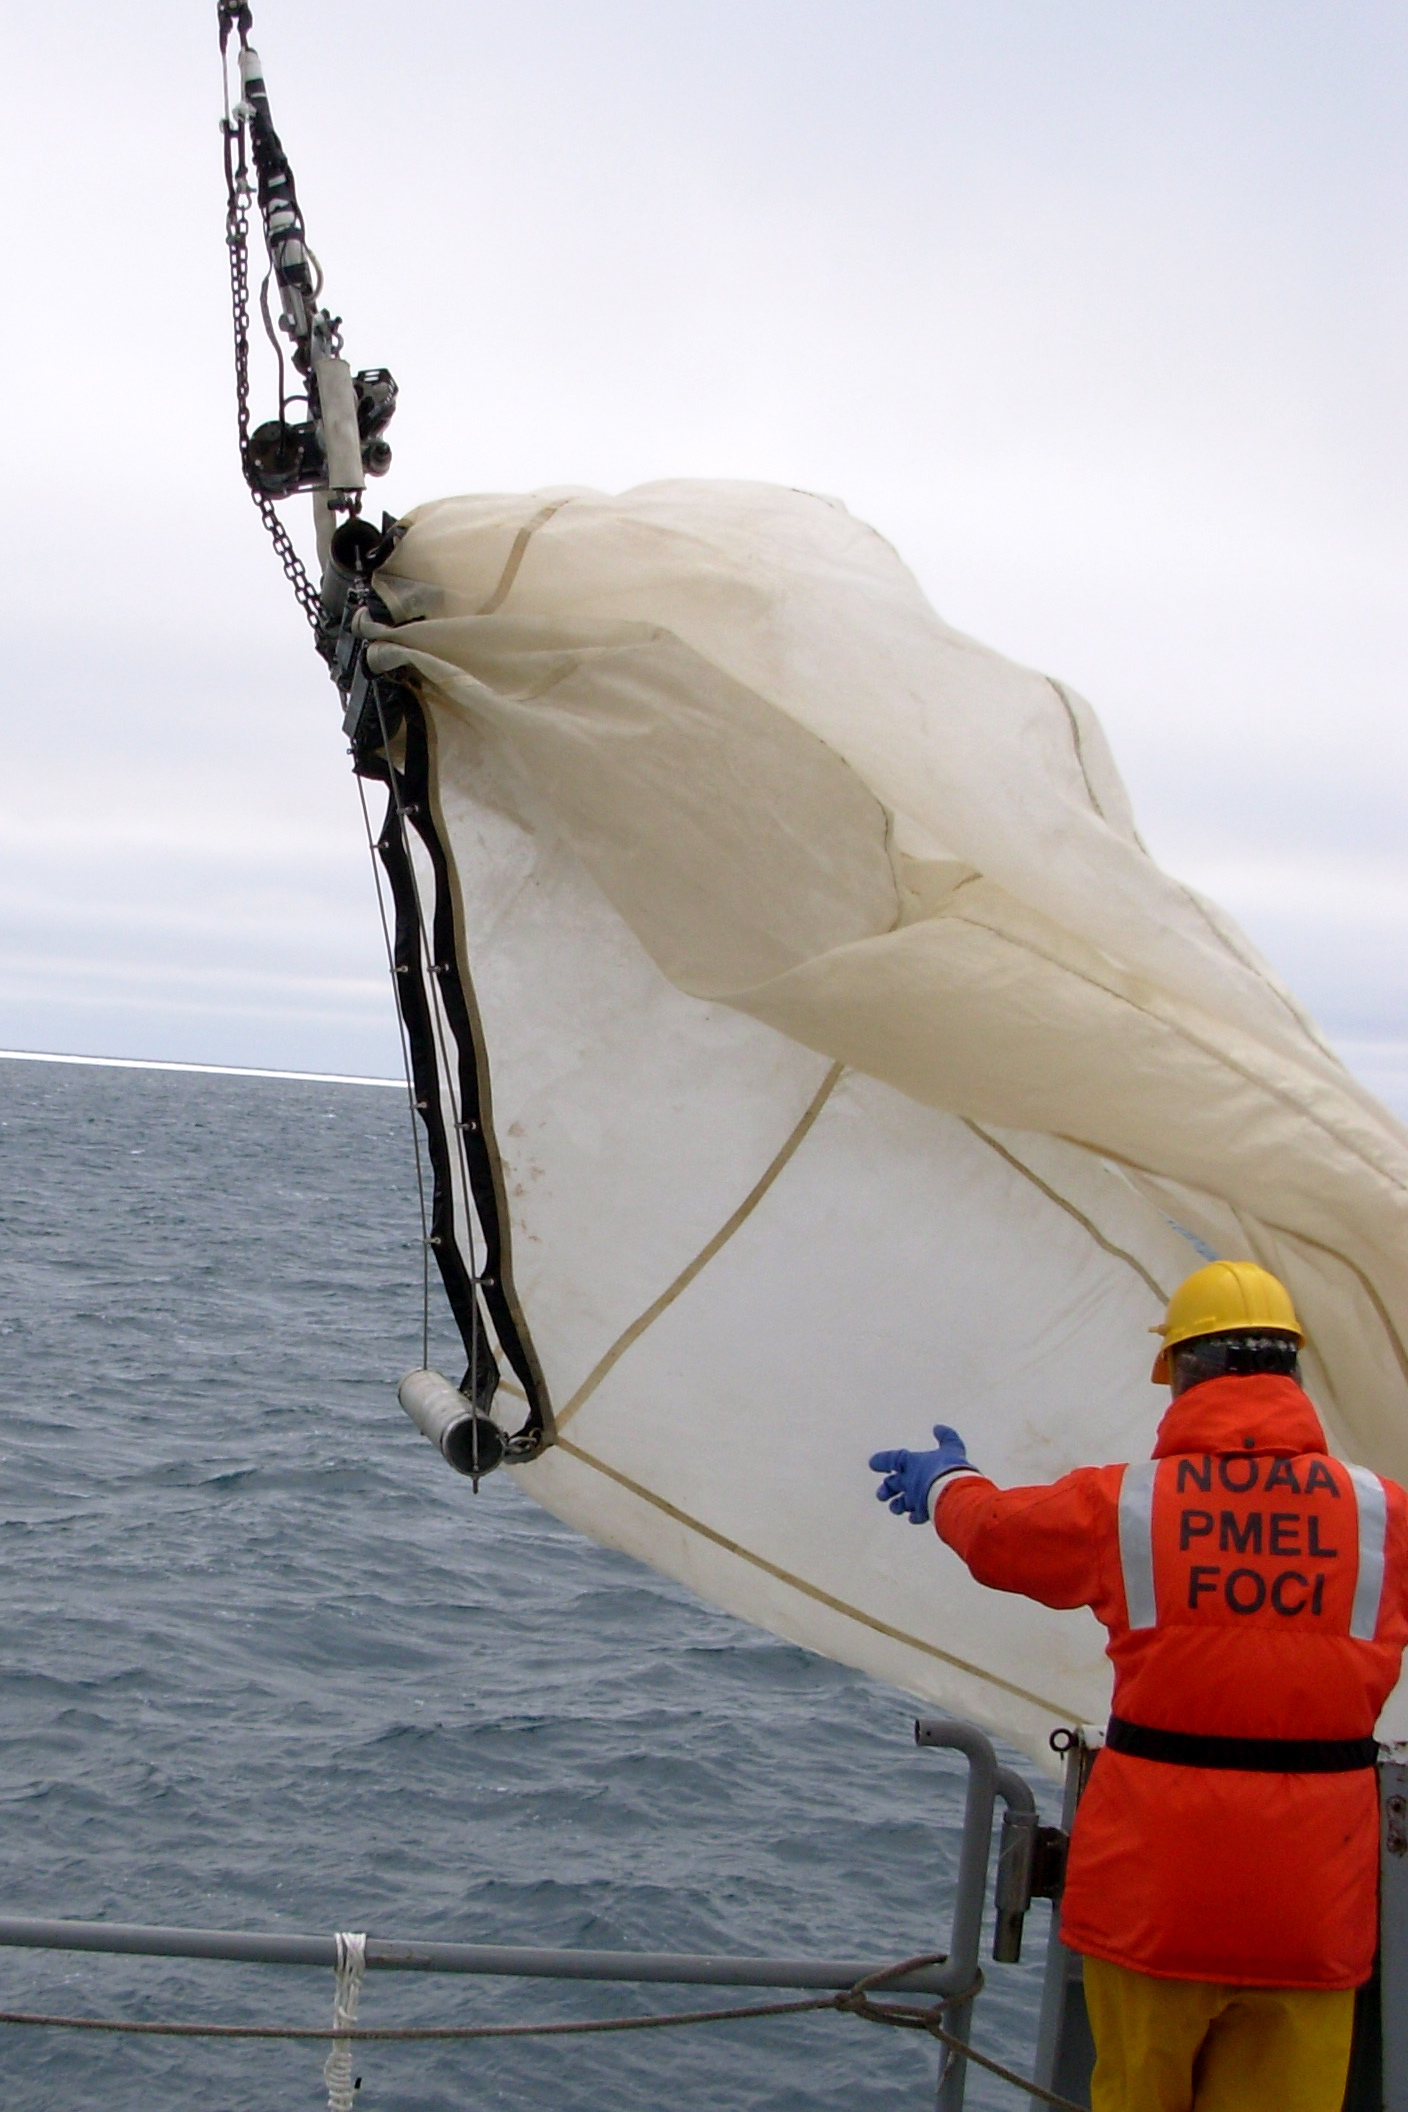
[0,1719,1079,2110]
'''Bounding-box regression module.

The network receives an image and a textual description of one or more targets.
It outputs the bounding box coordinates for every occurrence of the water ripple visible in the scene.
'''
[0,1061,1054,2110]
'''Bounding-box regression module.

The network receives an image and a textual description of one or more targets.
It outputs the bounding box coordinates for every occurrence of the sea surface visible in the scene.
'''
[0,1058,1055,2112]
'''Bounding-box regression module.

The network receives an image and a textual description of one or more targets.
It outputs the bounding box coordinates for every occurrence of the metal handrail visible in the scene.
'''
[0,1914,962,1994]
[0,1719,1016,2106]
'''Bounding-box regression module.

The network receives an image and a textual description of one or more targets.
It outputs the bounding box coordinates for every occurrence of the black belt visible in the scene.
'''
[1106,1716,1378,1774]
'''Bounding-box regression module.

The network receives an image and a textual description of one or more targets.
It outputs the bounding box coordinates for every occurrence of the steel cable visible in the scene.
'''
[0,1954,1088,2109]
[220,26,322,637]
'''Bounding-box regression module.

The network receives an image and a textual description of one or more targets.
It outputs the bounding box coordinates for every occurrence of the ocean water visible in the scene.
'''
[0,1058,1055,2111]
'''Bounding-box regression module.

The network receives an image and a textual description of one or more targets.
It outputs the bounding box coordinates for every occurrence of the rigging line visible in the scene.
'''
[371,692,456,1356]
[1046,677,1110,825]
[946,906,1408,1203]
[257,267,292,425]
[1073,1145,1408,1394]
[0,1997,835,2041]
[477,496,574,614]
[555,1437,1072,1721]
[553,1061,845,1434]
[0,1994,1088,2108]
[397,711,521,1443]
[371,688,486,1394]
[357,769,433,1368]
[402,743,482,1290]
[960,1121,1171,1306]
[221,102,321,633]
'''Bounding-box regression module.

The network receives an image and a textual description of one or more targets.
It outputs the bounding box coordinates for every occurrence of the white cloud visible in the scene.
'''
[1,0,1403,1101]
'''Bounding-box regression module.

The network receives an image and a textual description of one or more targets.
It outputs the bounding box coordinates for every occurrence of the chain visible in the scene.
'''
[223,109,323,638]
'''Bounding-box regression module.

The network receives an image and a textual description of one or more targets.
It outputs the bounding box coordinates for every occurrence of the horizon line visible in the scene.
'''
[0,1049,405,1089]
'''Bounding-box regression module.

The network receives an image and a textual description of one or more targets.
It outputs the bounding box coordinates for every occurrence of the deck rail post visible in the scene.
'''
[0,1714,1041,2108]
[1029,1731,1099,2111]
[914,1717,1006,2111]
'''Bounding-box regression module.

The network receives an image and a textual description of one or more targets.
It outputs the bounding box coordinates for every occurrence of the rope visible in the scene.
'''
[365,681,497,1448]
[355,768,433,1367]
[220,11,481,1399]
[322,1932,366,2112]
[0,1995,833,2041]
[369,684,457,1377]
[0,1953,1088,2110]
[370,682,491,1422]
[836,1960,1087,2108]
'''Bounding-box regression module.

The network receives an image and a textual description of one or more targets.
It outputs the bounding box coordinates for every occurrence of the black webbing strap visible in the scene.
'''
[1106,1716,1378,1773]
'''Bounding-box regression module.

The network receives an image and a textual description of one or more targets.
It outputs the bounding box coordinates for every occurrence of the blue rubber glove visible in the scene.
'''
[869,1426,973,1524]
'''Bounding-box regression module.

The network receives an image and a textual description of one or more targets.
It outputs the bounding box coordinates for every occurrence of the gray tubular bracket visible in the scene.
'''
[0,1916,963,1996]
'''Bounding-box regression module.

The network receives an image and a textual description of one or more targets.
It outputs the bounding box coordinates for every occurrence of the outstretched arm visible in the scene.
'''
[869,1427,1120,1613]
[934,1467,1116,1612]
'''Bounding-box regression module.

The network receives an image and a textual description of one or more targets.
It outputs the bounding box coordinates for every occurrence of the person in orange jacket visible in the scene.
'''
[870,1260,1408,2112]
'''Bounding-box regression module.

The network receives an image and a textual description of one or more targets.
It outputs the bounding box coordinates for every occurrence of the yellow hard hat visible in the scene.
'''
[1150,1260,1303,1384]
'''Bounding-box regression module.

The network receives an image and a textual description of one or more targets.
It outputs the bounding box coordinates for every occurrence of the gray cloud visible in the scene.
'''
[2,1,1404,1108]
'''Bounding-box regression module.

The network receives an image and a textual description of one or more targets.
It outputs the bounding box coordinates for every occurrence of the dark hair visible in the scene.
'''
[1169,1330,1301,1395]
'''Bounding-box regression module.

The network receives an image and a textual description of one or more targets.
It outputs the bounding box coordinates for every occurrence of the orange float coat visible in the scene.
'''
[934,1374,1408,1987]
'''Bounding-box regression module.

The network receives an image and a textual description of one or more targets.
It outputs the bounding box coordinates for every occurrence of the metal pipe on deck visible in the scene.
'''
[0,1719,1037,2109]
[0,1916,961,1994]
[914,1719,1004,2112]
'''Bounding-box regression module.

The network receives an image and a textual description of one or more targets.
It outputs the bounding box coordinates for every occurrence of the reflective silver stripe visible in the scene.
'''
[1118,1461,1159,1630]
[1348,1465,1388,1642]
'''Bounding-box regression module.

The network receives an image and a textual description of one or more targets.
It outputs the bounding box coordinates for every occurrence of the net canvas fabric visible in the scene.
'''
[361,479,1408,1768]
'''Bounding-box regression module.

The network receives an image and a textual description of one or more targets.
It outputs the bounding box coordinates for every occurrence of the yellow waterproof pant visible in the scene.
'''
[1082,1954,1355,2112]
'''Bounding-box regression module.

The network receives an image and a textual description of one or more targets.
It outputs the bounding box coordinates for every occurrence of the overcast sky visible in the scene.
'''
[1,2,1404,1112]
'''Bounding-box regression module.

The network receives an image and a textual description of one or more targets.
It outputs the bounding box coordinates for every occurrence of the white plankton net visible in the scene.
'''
[354,478,1408,1769]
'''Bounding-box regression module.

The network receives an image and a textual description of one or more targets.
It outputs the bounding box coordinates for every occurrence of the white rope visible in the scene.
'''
[322,1931,367,2111]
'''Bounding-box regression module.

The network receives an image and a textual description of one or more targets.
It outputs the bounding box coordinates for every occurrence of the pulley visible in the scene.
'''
[219,5,398,515]
[218,1,545,1486]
